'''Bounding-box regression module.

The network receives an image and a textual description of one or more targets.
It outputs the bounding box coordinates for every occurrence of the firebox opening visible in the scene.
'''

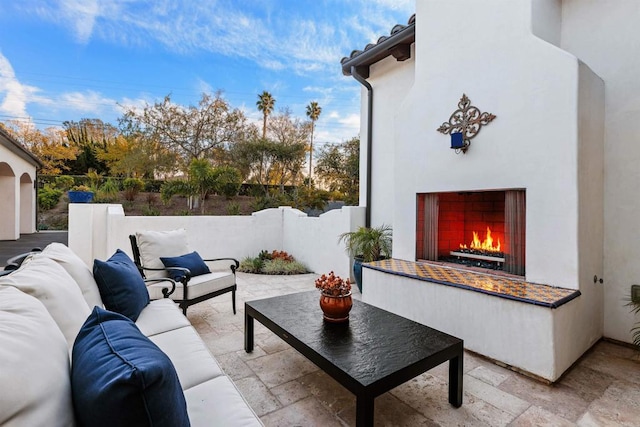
[416,190,526,276]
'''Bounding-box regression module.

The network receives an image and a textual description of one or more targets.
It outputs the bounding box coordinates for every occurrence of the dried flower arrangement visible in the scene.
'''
[315,271,352,297]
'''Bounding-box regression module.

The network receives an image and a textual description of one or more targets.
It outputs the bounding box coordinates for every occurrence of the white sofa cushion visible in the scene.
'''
[136,229,190,279]
[41,242,104,308]
[0,287,74,427]
[0,255,91,347]
[148,325,225,390]
[147,271,235,300]
[136,298,191,337]
[184,376,263,427]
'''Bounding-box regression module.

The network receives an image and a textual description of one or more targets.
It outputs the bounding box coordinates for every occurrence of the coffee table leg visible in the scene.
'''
[245,312,254,353]
[355,395,374,427]
[449,352,463,407]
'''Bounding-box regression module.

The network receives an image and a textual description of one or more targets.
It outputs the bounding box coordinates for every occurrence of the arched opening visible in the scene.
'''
[20,172,34,234]
[0,162,17,240]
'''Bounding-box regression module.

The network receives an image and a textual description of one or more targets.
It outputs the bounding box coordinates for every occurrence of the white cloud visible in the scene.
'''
[370,0,414,13]
[0,52,52,119]
[60,0,99,43]
[59,90,116,114]
[117,96,151,114]
[339,113,361,128]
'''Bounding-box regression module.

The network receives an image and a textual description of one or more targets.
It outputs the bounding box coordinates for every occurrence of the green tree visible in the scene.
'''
[268,109,309,190]
[212,165,242,199]
[2,121,77,175]
[98,134,178,178]
[315,136,360,205]
[161,159,217,213]
[256,91,275,140]
[63,119,117,175]
[305,101,322,186]
[121,92,250,168]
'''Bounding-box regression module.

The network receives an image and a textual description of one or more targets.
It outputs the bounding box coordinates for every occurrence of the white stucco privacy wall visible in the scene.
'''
[559,0,640,348]
[68,204,365,279]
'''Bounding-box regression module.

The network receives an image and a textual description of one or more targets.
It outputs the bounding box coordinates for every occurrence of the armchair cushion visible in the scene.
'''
[72,307,190,427]
[0,287,74,427]
[146,271,235,300]
[161,251,211,282]
[136,229,190,279]
[93,249,149,322]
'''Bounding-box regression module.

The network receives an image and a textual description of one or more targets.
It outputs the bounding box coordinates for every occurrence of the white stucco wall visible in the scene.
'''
[0,146,37,239]
[363,267,582,382]
[560,0,640,344]
[359,46,415,228]
[68,204,365,279]
[531,0,562,47]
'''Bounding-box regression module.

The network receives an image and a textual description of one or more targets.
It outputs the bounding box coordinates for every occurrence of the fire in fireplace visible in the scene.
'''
[416,190,525,275]
[460,226,502,253]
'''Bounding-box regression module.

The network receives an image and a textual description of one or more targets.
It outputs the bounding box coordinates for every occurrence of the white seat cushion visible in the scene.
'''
[136,229,190,279]
[0,255,91,347]
[184,376,263,427]
[148,326,225,390]
[136,298,191,337]
[147,271,235,300]
[0,287,74,427]
[41,242,104,308]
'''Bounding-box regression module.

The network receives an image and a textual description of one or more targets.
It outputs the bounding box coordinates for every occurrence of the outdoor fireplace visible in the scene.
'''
[416,190,525,275]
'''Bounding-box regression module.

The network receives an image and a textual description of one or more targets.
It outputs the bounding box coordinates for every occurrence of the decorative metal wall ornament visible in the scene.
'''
[437,94,496,154]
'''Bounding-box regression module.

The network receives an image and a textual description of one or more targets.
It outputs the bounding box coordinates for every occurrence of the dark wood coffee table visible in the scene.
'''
[245,291,463,426]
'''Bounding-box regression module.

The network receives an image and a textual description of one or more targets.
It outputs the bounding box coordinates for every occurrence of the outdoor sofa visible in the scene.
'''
[0,242,261,426]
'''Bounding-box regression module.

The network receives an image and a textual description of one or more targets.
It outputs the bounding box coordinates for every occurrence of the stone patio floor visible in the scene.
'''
[188,272,640,426]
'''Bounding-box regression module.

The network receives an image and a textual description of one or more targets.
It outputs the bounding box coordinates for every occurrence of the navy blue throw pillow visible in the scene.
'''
[160,251,210,282]
[72,307,190,427]
[93,249,150,321]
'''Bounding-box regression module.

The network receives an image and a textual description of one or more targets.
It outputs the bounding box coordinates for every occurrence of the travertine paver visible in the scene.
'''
[189,272,640,426]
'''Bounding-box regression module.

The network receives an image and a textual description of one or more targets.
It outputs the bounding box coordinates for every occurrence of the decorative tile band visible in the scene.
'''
[364,259,580,309]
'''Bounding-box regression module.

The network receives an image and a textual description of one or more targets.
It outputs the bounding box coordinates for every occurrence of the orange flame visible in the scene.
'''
[460,226,501,252]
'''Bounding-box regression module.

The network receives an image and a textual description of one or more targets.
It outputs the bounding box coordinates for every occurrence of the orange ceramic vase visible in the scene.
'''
[319,292,353,323]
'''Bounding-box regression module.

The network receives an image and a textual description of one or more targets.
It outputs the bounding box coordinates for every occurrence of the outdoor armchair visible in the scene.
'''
[129,229,238,315]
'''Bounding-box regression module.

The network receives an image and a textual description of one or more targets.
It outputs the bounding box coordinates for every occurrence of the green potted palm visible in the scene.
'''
[339,224,392,292]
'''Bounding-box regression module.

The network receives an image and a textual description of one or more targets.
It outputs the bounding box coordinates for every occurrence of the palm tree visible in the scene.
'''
[306,101,322,186]
[256,91,275,139]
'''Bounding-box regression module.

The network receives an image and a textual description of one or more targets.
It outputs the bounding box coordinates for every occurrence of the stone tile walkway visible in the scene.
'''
[188,272,640,426]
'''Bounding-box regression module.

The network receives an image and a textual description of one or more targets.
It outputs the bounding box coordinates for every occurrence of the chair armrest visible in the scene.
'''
[203,257,240,273]
[139,265,192,281]
[144,277,178,298]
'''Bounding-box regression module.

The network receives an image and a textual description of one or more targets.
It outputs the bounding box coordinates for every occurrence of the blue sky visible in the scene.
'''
[0,0,413,145]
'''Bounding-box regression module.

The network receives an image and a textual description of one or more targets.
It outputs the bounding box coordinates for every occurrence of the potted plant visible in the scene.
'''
[68,185,94,203]
[315,271,352,323]
[338,224,392,292]
[625,286,640,350]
